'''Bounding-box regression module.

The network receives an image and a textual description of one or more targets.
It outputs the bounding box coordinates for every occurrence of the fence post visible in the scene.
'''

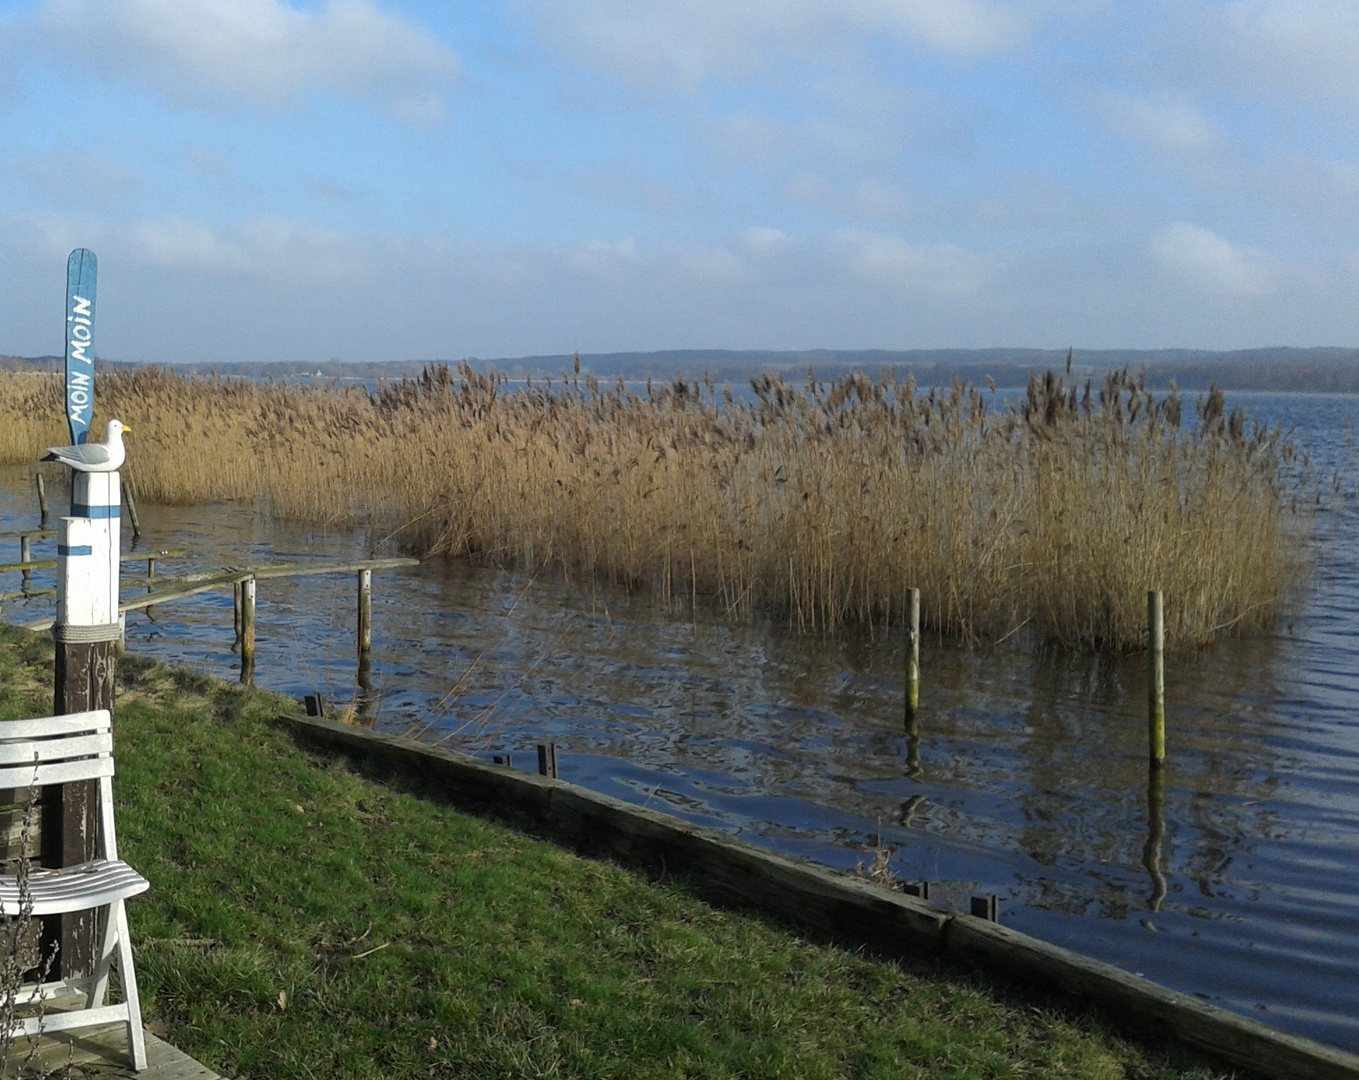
[1147,589,1165,766]
[240,577,256,684]
[49,470,121,979]
[357,568,372,657]
[905,587,920,722]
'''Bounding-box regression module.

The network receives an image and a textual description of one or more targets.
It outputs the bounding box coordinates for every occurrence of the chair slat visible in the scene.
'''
[0,732,112,766]
[0,755,113,791]
[0,707,145,1071]
[0,710,110,741]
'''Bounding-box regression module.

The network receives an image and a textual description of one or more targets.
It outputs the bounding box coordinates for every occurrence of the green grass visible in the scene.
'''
[0,628,1223,1079]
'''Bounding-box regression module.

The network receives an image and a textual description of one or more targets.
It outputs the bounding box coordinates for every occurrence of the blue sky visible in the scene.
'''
[1,0,1358,364]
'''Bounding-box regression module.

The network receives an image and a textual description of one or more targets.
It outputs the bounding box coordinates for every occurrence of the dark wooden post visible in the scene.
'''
[905,587,920,722]
[122,480,142,541]
[35,473,48,525]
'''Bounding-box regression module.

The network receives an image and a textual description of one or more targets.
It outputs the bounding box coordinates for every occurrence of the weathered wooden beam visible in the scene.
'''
[276,713,1359,1080]
[0,529,57,540]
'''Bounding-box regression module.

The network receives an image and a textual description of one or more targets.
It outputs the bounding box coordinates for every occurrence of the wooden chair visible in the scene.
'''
[0,709,149,1070]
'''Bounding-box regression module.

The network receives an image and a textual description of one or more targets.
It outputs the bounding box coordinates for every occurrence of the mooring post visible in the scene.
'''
[35,473,48,524]
[240,576,256,684]
[122,479,142,541]
[49,470,121,980]
[19,534,31,589]
[905,587,921,723]
[357,568,372,657]
[537,743,559,779]
[1147,589,1165,767]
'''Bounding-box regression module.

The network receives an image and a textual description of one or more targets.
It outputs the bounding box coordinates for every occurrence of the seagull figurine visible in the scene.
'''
[43,419,131,472]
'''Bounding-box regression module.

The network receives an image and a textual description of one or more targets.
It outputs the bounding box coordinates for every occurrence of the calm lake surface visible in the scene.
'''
[2,390,1357,1051]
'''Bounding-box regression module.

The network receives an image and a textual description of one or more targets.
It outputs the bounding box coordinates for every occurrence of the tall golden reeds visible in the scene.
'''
[0,363,1307,651]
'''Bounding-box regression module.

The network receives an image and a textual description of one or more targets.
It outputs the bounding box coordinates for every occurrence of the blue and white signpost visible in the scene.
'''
[52,247,115,982]
[64,248,97,445]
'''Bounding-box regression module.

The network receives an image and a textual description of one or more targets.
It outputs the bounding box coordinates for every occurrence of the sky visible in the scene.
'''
[1,0,1358,365]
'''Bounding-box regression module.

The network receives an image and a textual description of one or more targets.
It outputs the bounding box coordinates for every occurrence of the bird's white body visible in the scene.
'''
[44,419,130,473]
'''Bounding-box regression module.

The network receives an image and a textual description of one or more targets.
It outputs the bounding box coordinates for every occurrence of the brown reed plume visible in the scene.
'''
[0,362,1308,651]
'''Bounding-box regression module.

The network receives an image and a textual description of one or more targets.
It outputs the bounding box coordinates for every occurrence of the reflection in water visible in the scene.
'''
[0,392,1357,1050]
[1143,766,1167,912]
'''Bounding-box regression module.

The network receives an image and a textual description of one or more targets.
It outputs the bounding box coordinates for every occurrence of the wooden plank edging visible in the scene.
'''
[275,712,1359,1080]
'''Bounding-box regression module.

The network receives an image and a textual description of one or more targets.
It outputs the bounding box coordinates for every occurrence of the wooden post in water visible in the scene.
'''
[122,479,142,541]
[240,576,256,684]
[1147,589,1165,767]
[49,471,122,980]
[19,534,31,589]
[357,568,372,657]
[905,587,921,723]
[35,473,48,524]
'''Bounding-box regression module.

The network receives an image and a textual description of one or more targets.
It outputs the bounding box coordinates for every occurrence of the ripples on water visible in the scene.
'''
[1,391,1357,1050]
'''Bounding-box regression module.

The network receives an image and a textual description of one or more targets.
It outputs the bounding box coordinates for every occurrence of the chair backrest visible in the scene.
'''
[0,710,117,860]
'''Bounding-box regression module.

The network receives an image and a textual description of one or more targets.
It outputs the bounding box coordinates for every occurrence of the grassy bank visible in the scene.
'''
[0,363,1305,651]
[0,627,1225,1080]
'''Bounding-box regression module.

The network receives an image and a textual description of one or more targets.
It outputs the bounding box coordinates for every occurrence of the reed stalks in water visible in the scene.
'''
[0,363,1306,651]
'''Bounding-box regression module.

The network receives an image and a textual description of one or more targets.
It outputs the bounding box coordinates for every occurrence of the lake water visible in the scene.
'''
[2,390,1357,1052]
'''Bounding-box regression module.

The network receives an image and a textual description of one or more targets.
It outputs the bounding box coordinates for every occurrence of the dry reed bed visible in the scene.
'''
[0,364,1306,651]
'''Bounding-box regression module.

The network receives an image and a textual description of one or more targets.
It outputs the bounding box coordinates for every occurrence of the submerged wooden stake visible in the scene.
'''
[905,587,920,723]
[1147,589,1165,766]
[122,479,142,540]
[35,473,48,523]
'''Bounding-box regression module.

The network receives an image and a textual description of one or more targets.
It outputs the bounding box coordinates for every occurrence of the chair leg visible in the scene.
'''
[113,903,146,1071]
[89,905,119,1009]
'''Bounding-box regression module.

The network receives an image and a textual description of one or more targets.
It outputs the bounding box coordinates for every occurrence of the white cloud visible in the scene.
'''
[36,0,459,117]
[837,230,987,295]
[1206,0,1359,105]
[1102,93,1222,155]
[127,216,363,280]
[1150,222,1272,296]
[742,227,788,253]
[523,0,1028,86]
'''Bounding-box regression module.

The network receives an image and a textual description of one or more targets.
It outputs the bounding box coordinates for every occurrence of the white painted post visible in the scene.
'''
[52,470,121,980]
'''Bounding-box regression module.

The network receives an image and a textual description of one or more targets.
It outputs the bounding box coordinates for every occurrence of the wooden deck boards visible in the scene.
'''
[2,1025,223,1078]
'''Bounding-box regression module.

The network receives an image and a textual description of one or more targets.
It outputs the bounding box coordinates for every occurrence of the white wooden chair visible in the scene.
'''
[0,708,149,1070]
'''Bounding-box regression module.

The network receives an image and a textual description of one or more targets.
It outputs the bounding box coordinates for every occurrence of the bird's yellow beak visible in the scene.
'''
[121,424,133,434]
